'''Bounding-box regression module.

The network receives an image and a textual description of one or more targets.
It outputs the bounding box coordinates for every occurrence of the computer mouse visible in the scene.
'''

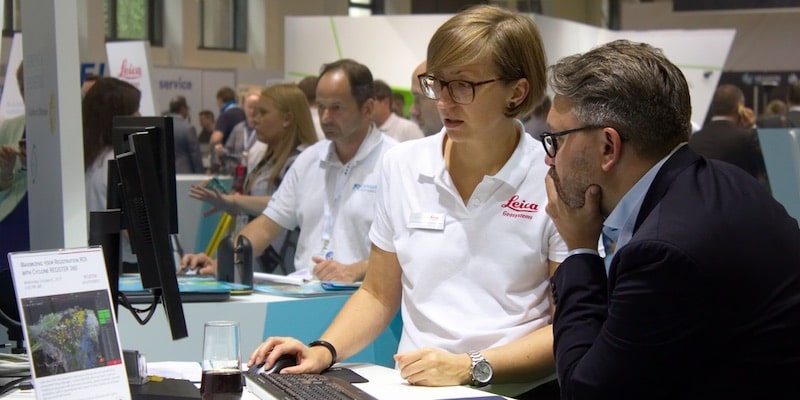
[249,354,297,375]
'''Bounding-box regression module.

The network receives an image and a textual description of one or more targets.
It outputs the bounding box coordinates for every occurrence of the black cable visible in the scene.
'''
[0,308,20,327]
[118,292,161,325]
[0,376,32,396]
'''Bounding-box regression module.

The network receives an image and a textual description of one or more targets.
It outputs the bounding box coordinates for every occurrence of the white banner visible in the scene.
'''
[105,40,157,116]
[152,67,203,127]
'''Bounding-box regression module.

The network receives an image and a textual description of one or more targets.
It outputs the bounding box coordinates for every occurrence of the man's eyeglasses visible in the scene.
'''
[417,74,503,105]
[539,126,605,158]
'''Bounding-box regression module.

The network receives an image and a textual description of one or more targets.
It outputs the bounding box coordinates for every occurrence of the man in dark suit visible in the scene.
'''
[167,95,204,174]
[543,39,800,399]
[689,84,768,185]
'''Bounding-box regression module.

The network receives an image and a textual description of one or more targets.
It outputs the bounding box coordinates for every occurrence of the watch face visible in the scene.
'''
[473,361,493,383]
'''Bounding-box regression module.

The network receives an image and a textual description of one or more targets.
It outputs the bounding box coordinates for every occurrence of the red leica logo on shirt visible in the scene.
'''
[501,195,539,212]
[118,59,142,79]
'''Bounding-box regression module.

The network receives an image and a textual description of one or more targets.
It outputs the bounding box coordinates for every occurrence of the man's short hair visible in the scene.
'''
[217,86,236,103]
[549,39,691,160]
[297,76,319,104]
[711,84,745,117]
[169,95,189,114]
[319,59,374,107]
[199,109,215,120]
[392,92,405,106]
[373,80,393,101]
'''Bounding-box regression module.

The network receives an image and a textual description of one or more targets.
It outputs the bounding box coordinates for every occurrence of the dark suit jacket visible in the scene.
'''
[688,120,767,183]
[758,110,800,128]
[169,114,204,174]
[552,146,800,399]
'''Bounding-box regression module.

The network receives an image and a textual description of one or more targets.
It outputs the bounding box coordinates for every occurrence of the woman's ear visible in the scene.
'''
[282,112,292,128]
[506,78,529,115]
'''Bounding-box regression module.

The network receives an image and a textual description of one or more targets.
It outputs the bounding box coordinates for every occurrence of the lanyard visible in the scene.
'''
[244,126,257,151]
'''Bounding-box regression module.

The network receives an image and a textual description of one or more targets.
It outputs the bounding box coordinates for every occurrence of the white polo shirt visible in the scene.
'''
[369,126,567,354]
[265,125,396,273]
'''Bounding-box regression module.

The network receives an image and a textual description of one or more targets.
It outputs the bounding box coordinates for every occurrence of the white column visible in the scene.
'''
[21,0,87,249]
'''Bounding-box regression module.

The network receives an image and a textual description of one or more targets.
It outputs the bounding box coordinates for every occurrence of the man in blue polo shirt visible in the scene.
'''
[208,86,245,173]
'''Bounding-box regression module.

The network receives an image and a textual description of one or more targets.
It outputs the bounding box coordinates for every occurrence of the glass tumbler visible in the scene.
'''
[200,321,242,400]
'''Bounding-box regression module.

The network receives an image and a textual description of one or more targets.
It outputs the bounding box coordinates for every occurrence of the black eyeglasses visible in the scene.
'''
[417,74,502,105]
[539,126,605,158]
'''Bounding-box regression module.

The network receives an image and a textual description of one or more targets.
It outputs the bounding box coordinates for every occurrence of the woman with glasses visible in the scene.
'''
[249,5,565,398]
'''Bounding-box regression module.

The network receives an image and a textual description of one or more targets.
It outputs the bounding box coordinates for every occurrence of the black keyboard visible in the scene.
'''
[245,372,378,400]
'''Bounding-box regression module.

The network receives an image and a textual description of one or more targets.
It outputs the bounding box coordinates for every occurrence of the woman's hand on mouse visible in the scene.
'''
[248,336,331,374]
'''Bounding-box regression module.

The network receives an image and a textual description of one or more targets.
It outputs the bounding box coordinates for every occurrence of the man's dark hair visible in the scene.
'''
[373,80,392,101]
[216,86,236,103]
[169,95,189,114]
[319,59,374,107]
[199,109,215,120]
[711,84,744,117]
[297,76,319,104]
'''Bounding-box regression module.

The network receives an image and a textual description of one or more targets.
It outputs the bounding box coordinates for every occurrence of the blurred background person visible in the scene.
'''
[757,98,787,127]
[213,91,263,175]
[391,91,406,117]
[197,109,215,169]
[297,75,325,140]
[689,84,767,186]
[0,63,28,276]
[759,80,800,128]
[522,94,550,137]
[209,86,246,173]
[409,60,443,136]
[167,95,204,174]
[198,109,215,143]
[373,79,423,142]
[185,83,318,274]
[82,77,141,271]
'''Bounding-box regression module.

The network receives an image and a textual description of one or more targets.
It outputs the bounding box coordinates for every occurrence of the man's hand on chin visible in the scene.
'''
[544,175,604,251]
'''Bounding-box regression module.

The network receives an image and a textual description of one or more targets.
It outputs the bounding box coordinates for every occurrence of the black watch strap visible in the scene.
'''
[309,340,337,370]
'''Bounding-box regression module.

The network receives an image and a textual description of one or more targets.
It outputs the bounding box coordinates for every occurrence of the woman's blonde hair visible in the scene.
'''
[260,83,318,185]
[426,4,546,118]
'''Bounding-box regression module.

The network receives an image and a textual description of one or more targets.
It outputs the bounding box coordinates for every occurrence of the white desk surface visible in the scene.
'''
[2,363,510,400]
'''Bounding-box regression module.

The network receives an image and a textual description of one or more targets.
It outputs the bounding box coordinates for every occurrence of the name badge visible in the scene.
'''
[407,212,445,230]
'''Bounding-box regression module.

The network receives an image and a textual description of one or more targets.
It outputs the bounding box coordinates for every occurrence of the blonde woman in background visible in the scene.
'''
[184,83,318,274]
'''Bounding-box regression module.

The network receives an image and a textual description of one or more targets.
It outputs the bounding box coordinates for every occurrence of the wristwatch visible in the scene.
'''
[468,351,493,387]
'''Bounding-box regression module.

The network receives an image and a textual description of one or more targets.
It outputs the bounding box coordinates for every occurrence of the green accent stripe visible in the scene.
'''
[329,16,343,59]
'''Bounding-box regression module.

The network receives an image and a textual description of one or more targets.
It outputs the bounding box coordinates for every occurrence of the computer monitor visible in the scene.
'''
[112,116,178,235]
[108,116,187,340]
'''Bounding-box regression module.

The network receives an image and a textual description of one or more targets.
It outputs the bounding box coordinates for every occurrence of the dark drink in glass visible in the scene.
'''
[200,369,242,400]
